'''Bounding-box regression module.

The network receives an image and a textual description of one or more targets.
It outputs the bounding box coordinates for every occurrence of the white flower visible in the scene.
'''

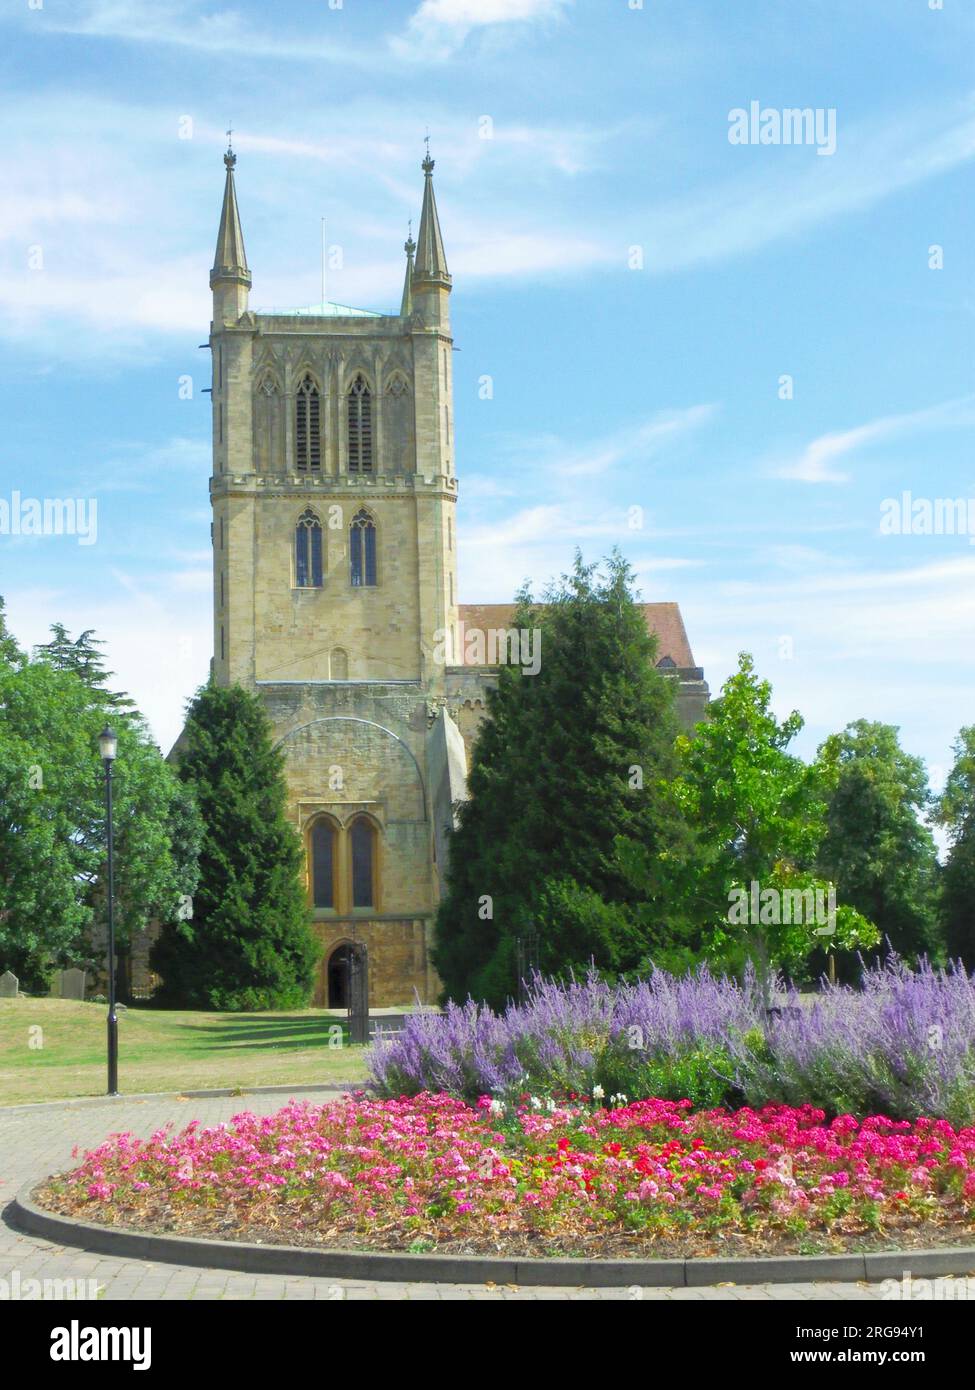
[488,1098,506,1117]
[530,1096,542,1110]
[545,1098,556,1113]
[592,1084,605,1101]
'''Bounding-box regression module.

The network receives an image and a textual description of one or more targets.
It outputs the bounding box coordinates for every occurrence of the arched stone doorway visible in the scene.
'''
[327,943,353,1009]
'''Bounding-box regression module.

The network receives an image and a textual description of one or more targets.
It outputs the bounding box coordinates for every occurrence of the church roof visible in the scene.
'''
[456,602,698,669]
[255,301,382,318]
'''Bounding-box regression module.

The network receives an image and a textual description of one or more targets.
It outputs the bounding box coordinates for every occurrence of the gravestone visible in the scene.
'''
[0,971,18,998]
[59,968,87,1001]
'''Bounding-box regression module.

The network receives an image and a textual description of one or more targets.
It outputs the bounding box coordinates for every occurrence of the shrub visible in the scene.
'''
[369,959,975,1123]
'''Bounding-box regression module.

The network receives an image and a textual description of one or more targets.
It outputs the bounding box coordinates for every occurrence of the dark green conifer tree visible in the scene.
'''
[433,552,685,1006]
[151,682,318,1010]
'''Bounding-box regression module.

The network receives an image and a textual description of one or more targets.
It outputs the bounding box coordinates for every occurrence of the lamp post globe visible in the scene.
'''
[98,725,118,764]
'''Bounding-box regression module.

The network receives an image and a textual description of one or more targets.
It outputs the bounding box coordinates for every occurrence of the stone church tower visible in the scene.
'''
[207,145,464,1009]
[204,145,708,1009]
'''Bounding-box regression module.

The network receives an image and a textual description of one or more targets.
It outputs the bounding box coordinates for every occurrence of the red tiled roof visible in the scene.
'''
[456,602,695,668]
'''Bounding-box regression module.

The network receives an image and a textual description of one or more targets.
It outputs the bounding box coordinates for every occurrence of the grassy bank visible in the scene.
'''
[0,998,369,1106]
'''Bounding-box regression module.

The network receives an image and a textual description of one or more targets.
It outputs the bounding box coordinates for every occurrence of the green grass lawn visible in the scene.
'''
[0,998,370,1106]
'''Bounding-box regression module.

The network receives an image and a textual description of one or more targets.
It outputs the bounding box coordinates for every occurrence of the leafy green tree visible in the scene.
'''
[935,726,975,966]
[97,725,201,946]
[0,655,100,989]
[151,682,319,1010]
[623,653,877,990]
[433,551,686,1007]
[0,602,195,991]
[816,720,941,963]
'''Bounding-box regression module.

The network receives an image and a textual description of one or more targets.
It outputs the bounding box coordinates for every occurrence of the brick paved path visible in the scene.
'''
[0,1090,893,1301]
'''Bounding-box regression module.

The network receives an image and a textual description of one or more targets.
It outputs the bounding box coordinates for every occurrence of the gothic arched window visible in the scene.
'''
[310,818,336,909]
[347,374,373,473]
[350,817,377,909]
[330,647,349,680]
[295,374,321,472]
[349,508,377,587]
[295,508,323,588]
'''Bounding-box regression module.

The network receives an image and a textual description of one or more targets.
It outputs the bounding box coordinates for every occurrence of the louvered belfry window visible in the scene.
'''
[347,374,373,473]
[296,375,321,472]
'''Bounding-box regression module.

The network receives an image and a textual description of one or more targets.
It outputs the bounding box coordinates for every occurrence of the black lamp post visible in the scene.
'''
[98,725,119,1096]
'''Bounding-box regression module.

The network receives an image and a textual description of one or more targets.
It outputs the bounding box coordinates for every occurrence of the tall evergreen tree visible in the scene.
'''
[33,623,135,710]
[935,725,975,967]
[0,597,21,665]
[816,720,941,962]
[433,552,685,1007]
[151,682,319,1010]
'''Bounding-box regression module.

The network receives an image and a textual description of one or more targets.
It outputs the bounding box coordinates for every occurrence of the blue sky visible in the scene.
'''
[0,0,973,802]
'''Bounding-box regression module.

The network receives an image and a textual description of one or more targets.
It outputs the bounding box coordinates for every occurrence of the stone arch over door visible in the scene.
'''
[326,941,355,1009]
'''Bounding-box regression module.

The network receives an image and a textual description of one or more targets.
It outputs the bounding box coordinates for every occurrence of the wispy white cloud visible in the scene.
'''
[478,407,717,489]
[771,398,975,484]
[394,0,572,61]
[451,230,612,280]
[2,73,971,362]
[411,0,569,20]
[460,474,520,500]
[556,406,717,478]
[40,0,375,69]
[455,405,719,604]
[642,100,975,274]
[0,91,625,354]
[74,437,211,494]
[718,552,975,601]
[41,0,573,70]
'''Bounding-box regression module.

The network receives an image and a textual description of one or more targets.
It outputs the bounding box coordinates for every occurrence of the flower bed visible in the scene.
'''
[369,959,975,1125]
[37,1092,975,1260]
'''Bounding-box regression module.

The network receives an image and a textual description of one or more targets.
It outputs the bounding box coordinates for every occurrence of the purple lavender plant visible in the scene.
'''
[367,959,975,1121]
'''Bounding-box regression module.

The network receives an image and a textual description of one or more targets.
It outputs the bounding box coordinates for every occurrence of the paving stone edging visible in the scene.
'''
[12,1181,975,1288]
[0,1083,363,1115]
